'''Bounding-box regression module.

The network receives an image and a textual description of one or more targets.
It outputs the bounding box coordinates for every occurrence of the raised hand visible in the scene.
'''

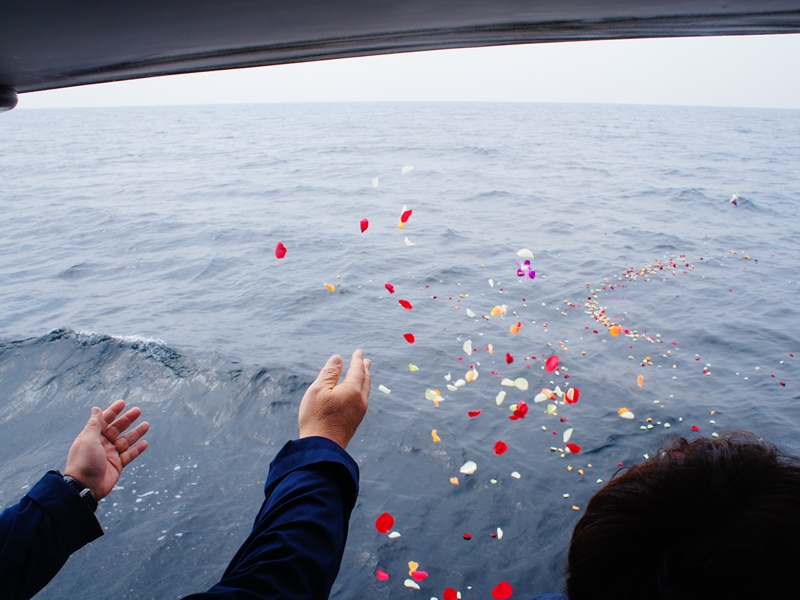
[298,349,372,449]
[64,400,150,501]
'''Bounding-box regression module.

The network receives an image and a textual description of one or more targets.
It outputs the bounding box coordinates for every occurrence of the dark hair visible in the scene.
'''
[565,431,800,600]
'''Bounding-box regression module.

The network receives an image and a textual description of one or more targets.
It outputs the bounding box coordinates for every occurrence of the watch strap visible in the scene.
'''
[63,475,99,513]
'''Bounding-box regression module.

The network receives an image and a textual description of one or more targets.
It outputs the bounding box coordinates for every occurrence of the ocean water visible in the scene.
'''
[1,102,799,599]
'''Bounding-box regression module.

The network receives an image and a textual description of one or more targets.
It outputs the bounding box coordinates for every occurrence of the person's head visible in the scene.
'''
[566,431,800,600]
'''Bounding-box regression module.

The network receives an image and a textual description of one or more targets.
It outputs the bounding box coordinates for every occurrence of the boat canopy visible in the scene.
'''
[2,0,800,110]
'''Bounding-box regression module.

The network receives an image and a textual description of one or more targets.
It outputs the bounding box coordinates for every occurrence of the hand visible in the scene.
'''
[298,349,372,449]
[64,400,150,501]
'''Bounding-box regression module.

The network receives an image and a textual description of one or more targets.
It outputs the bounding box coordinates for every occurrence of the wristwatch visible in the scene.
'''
[63,475,99,513]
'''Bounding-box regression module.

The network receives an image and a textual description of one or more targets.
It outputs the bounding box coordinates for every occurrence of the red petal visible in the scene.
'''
[492,581,514,599]
[275,242,287,259]
[375,569,390,581]
[516,401,528,417]
[494,440,508,455]
[545,355,559,373]
[384,282,395,294]
[468,410,481,418]
[463,533,472,540]
[564,388,580,404]
[375,512,394,534]
[566,443,581,454]
[401,209,413,223]
[411,571,428,582]
[404,333,415,344]
[692,425,700,432]
[443,589,458,600]
[360,218,369,233]
[505,353,514,364]
[398,299,413,310]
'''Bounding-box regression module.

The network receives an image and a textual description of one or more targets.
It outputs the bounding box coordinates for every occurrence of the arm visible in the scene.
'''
[186,350,371,600]
[0,400,149,600]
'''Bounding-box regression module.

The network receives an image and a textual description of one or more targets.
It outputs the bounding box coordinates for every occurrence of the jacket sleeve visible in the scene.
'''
[184,436,360,600]
[0,471,104,600]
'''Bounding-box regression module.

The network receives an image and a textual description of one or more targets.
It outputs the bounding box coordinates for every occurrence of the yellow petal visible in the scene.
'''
[408,363,419,372]
[324,282,336,292]
[431,429,441,443]
[637,374,644,388]
[408,561,419,574]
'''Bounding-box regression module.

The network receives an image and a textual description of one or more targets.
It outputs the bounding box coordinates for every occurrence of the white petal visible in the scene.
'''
[388,531,402,538]
[495,391,507,406]
[371,176,380,188]
[463,340,472,356]
[516,248,534,259]
[563,428,574,443]
[378,385,391,394]
[466,308,476,318]
[404,237,415,246]
[534,393,548,403]
[402,165,415,175]
[511,471,521,479]
[460,460,478,475]
[404,579,420,589]
[514,377,529,391]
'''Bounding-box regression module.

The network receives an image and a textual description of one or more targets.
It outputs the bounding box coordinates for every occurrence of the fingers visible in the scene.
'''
[342,349,366,390]
[312,354,344,391]
[120,438,149,468]
[101,399,127,427]
[114,421,150,454]
[104,406,143,443]
[362,358,372,398]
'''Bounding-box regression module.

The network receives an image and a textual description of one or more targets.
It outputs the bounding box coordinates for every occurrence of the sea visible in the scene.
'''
[1,102,799,599]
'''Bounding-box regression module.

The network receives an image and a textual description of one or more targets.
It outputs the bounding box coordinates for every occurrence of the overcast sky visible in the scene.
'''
[19,34,800,110]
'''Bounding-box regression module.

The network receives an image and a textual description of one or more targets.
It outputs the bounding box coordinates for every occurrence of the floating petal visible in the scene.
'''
[444,589,459,600]
[563,428,574,443]
[401,209,413,223]
[408,561,419,574]
[491,305,507,316]
[492,581,514,600]
[371,177,380,188]
[404,333,415,344]
[360,218,369,233]
[534,393,548,403]
[466,308,476,318]
[513,377,529,391]
[388,531,401,538]
[517,249,534,259]
[450,477,459,485]
[447,384,458,392]
[495,391,507,406]
[378,384,391,394]
[275,242,287,259]
[511,471,521,479]
[619,409,635,419]
[609,325,622,337]
[496,527,504,539]
[505,353,514,364]
[404,237,415,246]
[404,579,420,590]
[376,512,394,534]
[398,299,413,310]
[509,322,522,335]
[465,368,478,382]
[460,460,478,475]
[402,165,414,174]
[468,410,481,418]
[324,282,336,292]
[564,387,580,404]
[545,355,560,373]
[566,443,582,454]
[487,343,494,354]
[375,569,390,581]
[494,440,508,456]
[501,378,515,387]
[431,429,441,443]
[408,363,419,372]
[463,340,473,356]
[637,374,644,388]
[384,282,395,294]
[411,571,428,582]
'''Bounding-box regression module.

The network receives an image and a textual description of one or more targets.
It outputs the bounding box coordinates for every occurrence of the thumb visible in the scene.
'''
[313,354,344,390]
[83,407,103,434]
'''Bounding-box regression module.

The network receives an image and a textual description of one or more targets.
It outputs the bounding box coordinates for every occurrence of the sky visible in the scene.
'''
[18,33,800,110]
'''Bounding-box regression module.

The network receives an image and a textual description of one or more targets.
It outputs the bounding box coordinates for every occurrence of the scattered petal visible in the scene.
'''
[402,165,414,174]
[275,242,287,259]
[505,352,514,364]
[465,368,478,382]
[376,569,390,581]
[609,325,622,337]
[462,533,472,540]
[637,374,644,388]
[431,429,441,443]
[460,460,478,475]
[376,512,394,534]
[405,237,416,246]
[412,571,428,582]
[487,343,494,354]
[491,305,507,316]
[509,400,528,420]
[324,282,336,292]
[401,209,413,223]
[404,333,416,344]
[408,561,419,574]
[371,176,380,188]
[468,410,481,418]
[619,408,635,419]
[495,391,507,406]
[511,471,521,479]
[409,363,419,372]
[492,581,513,600]
[546,355,560,373]
[564,388,580,404]
[425,388,443,407]
[517,248,534,259]
[399,299,413,310]
[466,308,476,318]
[444,588,459,600]
[509,322,522,335]
[463,340,473,356]
[378,384,391,394]
[566,443,582,454]
[563,428,574,443]
[450,477,459,485]
[494,440,508,456]
[385,282,395,294]
[388,531,402,538]
[360,218,369,233]
[534,393,548,403]
[404,579,420,590]
[496,527,504,539]
[513,377,529,391]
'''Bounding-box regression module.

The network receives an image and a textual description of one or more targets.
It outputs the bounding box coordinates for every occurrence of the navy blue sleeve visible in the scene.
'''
[0,471,103,600]
[184,436,360,600]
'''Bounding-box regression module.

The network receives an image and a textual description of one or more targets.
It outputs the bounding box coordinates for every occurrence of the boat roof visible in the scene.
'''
[1,0,800,109]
